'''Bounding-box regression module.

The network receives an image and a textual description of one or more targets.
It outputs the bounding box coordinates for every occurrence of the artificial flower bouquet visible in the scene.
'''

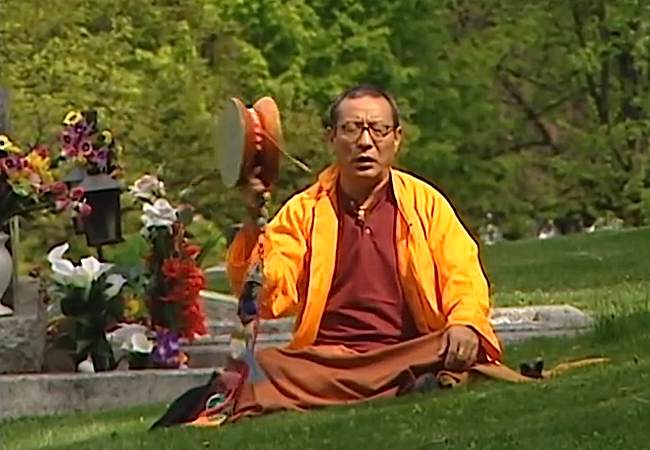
[129,174,209,368]
[59,110,122,176]
[1,107,122,233]
[46,243,127,371]
[0,135,89,227]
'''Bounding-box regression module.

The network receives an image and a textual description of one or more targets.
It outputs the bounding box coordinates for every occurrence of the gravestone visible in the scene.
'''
[0,279,46,374]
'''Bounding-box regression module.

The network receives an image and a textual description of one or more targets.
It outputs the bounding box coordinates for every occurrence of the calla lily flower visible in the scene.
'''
[104,273,127,298]
[47,243,113,288]
[108,324,154,355]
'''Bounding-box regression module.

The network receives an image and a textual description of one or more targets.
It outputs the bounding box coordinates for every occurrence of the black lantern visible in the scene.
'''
[79,173,123,247]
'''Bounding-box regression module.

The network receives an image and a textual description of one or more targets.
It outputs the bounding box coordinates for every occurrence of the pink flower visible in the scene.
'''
[55,198,71,211]
[60,130,75,147]
[50,182,68,196]
[79,139,93,156]
[78,202,92,217]
[62,146,79,158]
[70,186,85,201]
[0,155,23,172]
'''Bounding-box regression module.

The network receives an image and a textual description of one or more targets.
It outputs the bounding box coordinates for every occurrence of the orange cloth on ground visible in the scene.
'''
[227,165,502,361]
[230,331,526,421]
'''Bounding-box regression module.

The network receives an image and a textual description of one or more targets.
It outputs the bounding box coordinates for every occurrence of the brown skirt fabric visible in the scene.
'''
[230,330,530,421]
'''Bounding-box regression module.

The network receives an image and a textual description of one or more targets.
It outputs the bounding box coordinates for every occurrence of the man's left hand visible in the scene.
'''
[437,325,480,371]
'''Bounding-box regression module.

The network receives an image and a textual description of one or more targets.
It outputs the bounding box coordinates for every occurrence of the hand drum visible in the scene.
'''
[215,96,282,188]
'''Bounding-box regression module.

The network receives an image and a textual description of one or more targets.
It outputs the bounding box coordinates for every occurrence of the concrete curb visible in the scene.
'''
[0,369,215,421]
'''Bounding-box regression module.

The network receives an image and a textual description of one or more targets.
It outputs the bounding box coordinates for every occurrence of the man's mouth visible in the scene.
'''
[352,155,376,165]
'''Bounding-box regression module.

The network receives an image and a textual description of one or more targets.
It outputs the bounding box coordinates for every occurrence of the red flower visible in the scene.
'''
[181,296,207,338]
[32,145,49,159]
[184,244,201,259]
[162,258,183,279]
[157,255,207,338]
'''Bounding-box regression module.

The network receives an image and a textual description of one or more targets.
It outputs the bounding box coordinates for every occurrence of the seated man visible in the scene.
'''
[222,84,508,422]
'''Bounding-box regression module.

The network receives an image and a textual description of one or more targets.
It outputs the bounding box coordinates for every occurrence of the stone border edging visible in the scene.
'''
[0,369,215,420]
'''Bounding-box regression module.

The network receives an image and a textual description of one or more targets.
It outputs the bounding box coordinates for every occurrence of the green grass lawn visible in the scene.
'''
[3,228,650,450]
[483,227,650,316]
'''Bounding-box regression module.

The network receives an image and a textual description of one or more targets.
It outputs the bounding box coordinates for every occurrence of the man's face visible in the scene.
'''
[329,95,402,182]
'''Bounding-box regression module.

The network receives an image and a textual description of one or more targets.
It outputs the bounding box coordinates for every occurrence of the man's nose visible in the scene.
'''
[357,128,374,149]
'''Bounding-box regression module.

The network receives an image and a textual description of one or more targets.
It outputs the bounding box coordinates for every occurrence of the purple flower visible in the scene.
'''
[94,148,109,162]
[151,330,181,367]
[89,148,109,170]
[60,129,84,159]
[73,120,90,136]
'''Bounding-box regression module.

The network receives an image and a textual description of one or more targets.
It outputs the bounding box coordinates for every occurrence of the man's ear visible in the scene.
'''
[393,126,403,153]
[325,126,335,143]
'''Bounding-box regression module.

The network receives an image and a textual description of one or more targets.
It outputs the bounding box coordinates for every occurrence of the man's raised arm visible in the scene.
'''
[226,197,309,319]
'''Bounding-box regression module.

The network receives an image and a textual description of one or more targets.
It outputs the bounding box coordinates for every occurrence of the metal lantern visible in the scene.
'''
[79,173,123,247]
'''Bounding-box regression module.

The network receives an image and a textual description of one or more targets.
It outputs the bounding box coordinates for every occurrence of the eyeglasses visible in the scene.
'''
[336,121,396,141]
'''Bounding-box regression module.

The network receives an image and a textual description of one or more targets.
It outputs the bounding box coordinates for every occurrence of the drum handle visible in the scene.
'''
[236,189,270,351]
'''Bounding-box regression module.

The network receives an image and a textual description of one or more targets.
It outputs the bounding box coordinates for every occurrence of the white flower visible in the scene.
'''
[47,243,113,288]
[129,174,166,202]
[141,198,177,229]
[107,324,153,355]
[104,273,126,298]
[77,357,95,373]
[128,332,154,354]
[47,243,76,281]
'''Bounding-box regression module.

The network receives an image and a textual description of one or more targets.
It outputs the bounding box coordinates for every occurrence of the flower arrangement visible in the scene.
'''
[129,173,208,367]
[0,135,90,227]
[47,243,127,371]
[59,110,121,176]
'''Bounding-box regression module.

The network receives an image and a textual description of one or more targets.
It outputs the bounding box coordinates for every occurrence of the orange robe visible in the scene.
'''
[227,165,502,361]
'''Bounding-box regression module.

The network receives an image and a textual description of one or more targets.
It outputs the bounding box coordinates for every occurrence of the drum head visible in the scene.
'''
[215,98,247,188]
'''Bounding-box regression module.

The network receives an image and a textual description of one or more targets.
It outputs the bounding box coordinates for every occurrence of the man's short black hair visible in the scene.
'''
[326,84,401,128]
